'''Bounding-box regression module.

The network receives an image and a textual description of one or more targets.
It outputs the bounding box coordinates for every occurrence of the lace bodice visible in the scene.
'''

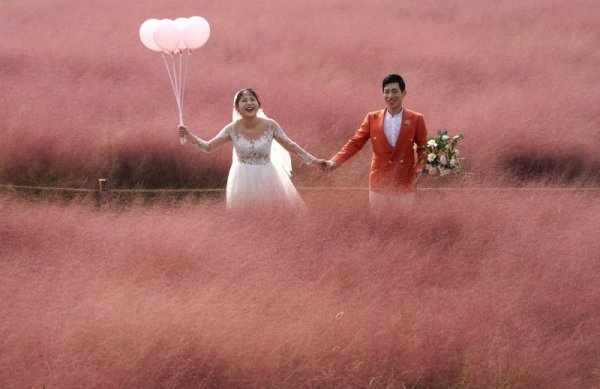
[196,123,316,165]
[231,126,274,164]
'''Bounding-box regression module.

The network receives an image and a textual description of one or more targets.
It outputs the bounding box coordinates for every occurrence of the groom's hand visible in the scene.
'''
[324,160,339,172]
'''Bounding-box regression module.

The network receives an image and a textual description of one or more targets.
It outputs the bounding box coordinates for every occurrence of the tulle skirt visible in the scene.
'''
[225,160,305,211]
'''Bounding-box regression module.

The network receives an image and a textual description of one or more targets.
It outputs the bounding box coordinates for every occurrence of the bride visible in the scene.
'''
[177,88,326,210]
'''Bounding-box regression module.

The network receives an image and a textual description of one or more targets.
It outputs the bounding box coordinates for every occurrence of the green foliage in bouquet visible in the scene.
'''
[417,130,465,176]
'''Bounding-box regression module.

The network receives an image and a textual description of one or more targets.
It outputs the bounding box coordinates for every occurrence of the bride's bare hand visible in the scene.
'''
[177,125,189,138]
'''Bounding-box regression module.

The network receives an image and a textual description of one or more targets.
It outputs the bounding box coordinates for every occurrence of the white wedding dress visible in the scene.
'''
[196,122,316,210]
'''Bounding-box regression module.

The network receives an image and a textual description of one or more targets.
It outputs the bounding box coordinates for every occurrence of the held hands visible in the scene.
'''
[314,159,329,170]
[314,159,338,172]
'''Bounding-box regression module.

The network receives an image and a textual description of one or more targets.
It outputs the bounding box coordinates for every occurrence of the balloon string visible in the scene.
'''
[165,52,183,125]
[161,52,178,101]
[178,51,184,124]
[161,52,182,125]
[180,50,191,124]
[171,53,183,125]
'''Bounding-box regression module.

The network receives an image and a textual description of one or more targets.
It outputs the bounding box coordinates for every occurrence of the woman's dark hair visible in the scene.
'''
[234,88,261,106]
[382,74,405,92]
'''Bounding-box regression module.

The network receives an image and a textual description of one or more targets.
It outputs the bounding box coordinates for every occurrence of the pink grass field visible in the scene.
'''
[1,0,600,387]
[2,193,600,387]
[0,0,599,188]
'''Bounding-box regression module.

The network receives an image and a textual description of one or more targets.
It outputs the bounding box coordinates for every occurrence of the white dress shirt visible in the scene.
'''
[369,108,413,213]
[383,108,403,148]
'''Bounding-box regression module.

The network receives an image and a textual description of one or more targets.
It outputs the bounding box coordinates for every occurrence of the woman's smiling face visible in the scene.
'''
[235,90,260,118]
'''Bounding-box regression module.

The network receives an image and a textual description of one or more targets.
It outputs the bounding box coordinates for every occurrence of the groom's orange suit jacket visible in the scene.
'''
[331,108,428,193]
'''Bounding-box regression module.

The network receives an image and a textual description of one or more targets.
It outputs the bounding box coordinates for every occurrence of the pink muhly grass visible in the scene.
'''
[1,0,599,386]
[1,0,599,188]
[1,191,599,387]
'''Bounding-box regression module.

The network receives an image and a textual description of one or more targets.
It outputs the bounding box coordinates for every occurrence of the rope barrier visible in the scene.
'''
[0,184,97,193]
[110,188,224,193]
[2,183,599,194]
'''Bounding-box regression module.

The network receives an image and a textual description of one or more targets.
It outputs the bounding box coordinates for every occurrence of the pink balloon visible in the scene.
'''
[139,19,161,52]
[174,17,189,50]
[153,19,181,53]
[182,16,210,50]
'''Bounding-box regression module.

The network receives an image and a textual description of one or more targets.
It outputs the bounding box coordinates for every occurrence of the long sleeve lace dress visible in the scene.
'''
[196,123,316,210]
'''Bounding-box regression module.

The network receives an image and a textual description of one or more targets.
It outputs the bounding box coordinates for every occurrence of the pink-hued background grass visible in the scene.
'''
[2,193,600,387]
[1,0,599,188]
[1,0,600,387]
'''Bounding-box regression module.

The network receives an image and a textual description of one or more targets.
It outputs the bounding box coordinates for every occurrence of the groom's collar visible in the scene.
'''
[378,107,412,117]
[385,107,403,118]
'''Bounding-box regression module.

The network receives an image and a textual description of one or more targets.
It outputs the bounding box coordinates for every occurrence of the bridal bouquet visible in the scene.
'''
[416,130,464,176]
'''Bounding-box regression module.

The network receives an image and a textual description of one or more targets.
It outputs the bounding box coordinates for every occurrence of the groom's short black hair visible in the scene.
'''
[382,74,405,92]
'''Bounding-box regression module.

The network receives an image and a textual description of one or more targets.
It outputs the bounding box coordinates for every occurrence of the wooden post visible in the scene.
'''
[96,178,107,207]
[98,178,107,192]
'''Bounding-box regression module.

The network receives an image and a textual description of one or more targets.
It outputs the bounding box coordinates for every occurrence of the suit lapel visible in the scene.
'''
[373,110,394,152]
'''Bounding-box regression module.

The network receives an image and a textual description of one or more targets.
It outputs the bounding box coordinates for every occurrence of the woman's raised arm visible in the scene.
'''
[178,124,231,152]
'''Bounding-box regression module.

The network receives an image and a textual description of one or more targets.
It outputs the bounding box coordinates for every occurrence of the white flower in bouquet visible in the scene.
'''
[418,129,465,177]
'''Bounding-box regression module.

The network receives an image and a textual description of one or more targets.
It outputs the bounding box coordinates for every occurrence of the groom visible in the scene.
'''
[325,74,428,212]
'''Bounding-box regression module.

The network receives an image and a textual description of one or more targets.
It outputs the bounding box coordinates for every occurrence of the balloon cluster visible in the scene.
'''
[139,17,210,53]
[139,16,211,144]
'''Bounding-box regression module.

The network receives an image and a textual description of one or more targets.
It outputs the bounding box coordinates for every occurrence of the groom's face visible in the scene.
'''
[383,82,406,112]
